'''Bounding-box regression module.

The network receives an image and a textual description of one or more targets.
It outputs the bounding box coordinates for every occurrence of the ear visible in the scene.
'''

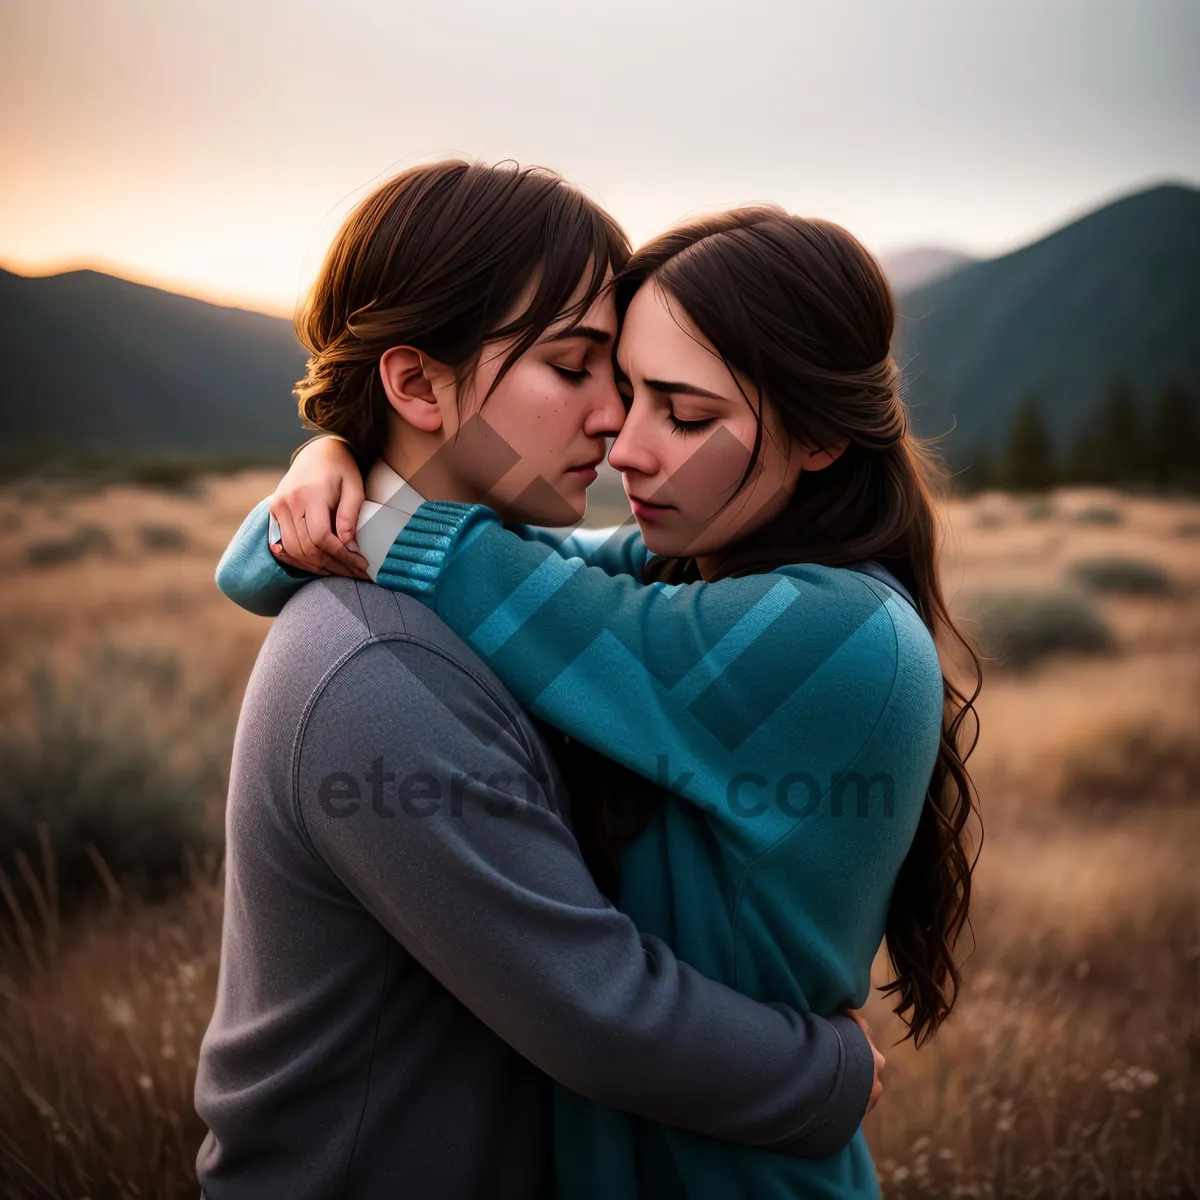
[379,345,448,434]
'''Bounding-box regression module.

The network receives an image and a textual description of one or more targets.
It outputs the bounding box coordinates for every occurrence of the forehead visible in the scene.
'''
[617,281,726,384]
[539,265,618,340]
[578,281,619,333]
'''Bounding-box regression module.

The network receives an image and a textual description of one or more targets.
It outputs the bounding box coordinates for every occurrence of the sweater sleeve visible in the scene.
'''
[211,500,653,619]
[506,521,653,578]
[214,496,310,617]
[376,501,896,812]
[212,500,652,618]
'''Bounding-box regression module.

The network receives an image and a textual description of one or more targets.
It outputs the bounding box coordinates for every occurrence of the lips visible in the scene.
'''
[627,494,674,510]
[566,454,605,472]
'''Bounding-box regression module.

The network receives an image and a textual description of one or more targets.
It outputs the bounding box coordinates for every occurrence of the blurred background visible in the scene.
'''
[1,1,1198,1196]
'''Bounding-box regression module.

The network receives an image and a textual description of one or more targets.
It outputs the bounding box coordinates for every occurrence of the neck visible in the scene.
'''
[381,427,480,505]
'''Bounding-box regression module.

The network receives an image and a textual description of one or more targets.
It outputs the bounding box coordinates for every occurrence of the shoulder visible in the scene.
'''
[280,578,529,724]
[277,579,553,782]
[821,567,944,727]
[770,560,889,603]
[766,562,901,654]
[840,569,943,692]
[763,562,942,709]
[270,578,512,691]
[291,612,570,846]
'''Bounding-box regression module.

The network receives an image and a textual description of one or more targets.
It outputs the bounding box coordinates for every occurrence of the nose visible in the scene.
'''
[583,377,627,440]
[607,400,659,477]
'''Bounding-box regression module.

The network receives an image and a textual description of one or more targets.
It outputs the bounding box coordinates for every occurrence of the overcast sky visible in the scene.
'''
[3,0,1196,313]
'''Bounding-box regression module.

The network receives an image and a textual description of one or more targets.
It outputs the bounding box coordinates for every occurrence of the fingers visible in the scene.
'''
[270,502,306,564]
[270,499,349,577]
[291,510,326,569]
[307,489,369,577]
[865,1041,886,1115]
[299,518,359,577]
[844,1007,871,1037]
[334,477,367,562]
[842,1005,886,1117]
[269,437,368,577]
[271,528,357,577]
[272,547,309,573]
[316,539,368,577]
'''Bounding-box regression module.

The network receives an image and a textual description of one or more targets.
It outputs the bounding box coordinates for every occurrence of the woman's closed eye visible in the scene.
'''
[668,412,715,436]
[552,364,590,383]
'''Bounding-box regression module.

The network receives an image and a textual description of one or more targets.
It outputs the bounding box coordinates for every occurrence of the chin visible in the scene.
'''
[633,524,677,556]
[636,520,719,561]
[510,477,587,527]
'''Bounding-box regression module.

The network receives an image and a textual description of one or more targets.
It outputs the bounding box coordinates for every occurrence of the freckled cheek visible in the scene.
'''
[491,380,571,465]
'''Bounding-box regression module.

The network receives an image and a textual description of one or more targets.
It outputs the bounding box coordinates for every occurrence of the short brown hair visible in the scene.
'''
[294,160,630,464]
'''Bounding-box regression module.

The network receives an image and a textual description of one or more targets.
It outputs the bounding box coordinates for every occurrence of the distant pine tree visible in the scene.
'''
[1148,379,1199,491]
[961,442,996,493]
[999,393,1057,492]
[1093,373,1147,484]
[1065,422,1103,485]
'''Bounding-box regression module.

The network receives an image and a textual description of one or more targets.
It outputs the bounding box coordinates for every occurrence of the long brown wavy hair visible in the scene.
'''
[291,159,630,466]
[556,206,983,1048]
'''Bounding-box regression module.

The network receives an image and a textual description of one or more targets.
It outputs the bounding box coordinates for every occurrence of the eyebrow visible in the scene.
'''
[544,324,612,346]
[643,378,731,403]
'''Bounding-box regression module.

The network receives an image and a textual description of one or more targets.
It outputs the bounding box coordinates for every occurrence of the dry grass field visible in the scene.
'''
[1,471,1198,1198]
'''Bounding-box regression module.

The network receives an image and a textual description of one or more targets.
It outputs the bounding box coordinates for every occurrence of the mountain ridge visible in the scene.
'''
[879,246,977,294]
[0,266,307,460]
[4,181,1196,471]
[894,182,1200,464]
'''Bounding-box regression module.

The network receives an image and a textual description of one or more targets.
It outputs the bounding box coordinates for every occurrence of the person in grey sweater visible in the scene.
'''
[195,578,876,1199]
[196,159,880,1199]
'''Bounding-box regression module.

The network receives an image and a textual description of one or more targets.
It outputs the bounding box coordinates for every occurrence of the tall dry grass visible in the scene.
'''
[862,806,1200,1197]
[0,836,222,1199]
[0,477,1198,1198]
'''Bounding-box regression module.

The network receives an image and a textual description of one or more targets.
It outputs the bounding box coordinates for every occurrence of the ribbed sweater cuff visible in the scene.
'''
[375,500,485,600]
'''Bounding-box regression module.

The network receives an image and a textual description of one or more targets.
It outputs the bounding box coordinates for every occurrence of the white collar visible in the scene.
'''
[363,458,426,514]
[355,460,427,581]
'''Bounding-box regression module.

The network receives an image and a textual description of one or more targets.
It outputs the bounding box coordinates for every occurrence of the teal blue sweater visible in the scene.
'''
[217,499,945,1200]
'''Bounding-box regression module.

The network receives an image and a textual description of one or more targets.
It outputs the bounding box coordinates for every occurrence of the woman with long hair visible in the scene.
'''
[223,203,981,1198]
